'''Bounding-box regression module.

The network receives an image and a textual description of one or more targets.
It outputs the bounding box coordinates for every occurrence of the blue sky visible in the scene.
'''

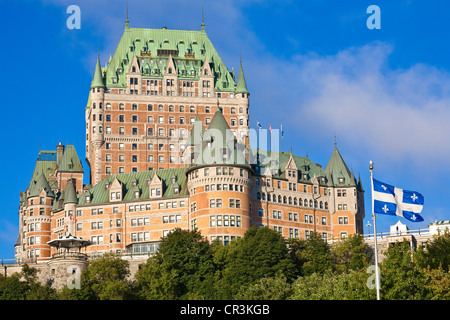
[1,0,449,258]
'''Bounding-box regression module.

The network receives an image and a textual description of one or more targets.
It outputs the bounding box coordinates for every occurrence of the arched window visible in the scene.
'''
[283,196,287,204]
[288,197,292,205]
[262,193,266,200]
[278,195,282,203]
[168,67,172,74]
[309,200,313,207]
[325,202,328,210]
[299,198,303,206]
[293,198,297,206]
[256,192,261,200]
[320,201,323,209]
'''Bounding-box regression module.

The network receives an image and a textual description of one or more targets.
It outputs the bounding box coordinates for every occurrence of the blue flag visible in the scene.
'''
[372,178,424,222]
[257,121,262,129]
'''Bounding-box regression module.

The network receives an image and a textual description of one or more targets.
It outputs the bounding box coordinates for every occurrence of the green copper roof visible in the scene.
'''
[256,150,327,183]
[58,145,83,173]
[77,167,188,206]
[104,26,236,91]
[324,146,357,187]
[28,171,55,198]
[236,61,249,94]
[91,54,105,88]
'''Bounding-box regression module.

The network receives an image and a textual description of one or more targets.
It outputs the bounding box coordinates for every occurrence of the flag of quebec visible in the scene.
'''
[372,178,424,222]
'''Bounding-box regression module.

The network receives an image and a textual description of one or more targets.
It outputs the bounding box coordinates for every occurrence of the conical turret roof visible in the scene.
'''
[91,54,105,88]
[236,60,249,94]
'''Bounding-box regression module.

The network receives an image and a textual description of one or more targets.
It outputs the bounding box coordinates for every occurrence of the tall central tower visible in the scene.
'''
[85,18,250,186]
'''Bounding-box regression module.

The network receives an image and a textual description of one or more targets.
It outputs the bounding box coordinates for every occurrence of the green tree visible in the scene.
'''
[235,273,293,300]
[135,228,216,299]
[290,269,375,300]
[423,267,450,300]
[416,230,450,270]
[331,234,372,273]
[0,273,29,300]
[288,232,333,276]
[217,227,297,299]
[380,240,429,300]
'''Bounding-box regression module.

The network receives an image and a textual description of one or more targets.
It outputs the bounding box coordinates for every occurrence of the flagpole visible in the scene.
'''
[370,160,381,300]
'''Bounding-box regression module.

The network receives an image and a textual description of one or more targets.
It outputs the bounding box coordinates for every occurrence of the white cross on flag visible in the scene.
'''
[372,178,424,222]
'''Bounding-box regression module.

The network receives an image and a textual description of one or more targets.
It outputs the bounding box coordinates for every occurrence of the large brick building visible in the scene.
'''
[15,18,365,263]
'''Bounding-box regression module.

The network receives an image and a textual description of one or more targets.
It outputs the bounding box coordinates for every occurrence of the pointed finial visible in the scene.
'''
[334,135,337,147]
[125,0,130,30]
[201,5,205,31]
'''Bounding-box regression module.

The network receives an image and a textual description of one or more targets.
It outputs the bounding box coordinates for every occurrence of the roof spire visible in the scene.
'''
[125,0,130,30]
[201,4,205,31]
[91,52,105,88]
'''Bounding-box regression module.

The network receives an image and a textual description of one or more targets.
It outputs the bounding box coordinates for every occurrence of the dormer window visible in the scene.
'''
[85,195,90,203]
[132,66,136,72]
[174,187,179,194]
[134,191,140,199]
[339,178,345,184]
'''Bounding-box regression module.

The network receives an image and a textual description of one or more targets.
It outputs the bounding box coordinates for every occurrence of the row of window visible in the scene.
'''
[205,184,244,193]
[210,215,242,227]
[76,200,187,216]
[76,215,181,231]
[270,226,329,241]
[208,198,241,209]
[104,153,179,164]
[209,235,240,246]
[257,209,329,226]
[27,222,41,232]
[106,142,184,152]
[23,207,46,216]
[98,103,247,115]
[190,167,247,179]
[256,192,329,209]
[256,179,326,195]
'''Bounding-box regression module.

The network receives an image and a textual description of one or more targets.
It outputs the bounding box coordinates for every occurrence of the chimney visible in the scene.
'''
[56,142,65,167]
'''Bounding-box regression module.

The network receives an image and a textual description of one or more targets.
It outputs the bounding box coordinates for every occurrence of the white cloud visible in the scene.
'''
[244,42,450,174]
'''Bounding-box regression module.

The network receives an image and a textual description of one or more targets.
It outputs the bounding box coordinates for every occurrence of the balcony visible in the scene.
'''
[50,252,88,261]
